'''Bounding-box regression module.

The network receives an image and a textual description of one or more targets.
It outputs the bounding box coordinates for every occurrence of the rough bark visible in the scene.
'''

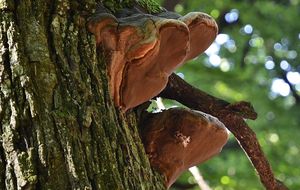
[0,0,165,189]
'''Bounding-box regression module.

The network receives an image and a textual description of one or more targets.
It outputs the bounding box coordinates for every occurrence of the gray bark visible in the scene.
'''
[0,0,165,189]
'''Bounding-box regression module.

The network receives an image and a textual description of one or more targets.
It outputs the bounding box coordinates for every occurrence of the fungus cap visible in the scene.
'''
[141,108,229,188]
[88,10,218,111]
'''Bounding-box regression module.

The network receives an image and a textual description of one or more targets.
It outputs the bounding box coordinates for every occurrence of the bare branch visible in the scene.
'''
[189,166,212,190]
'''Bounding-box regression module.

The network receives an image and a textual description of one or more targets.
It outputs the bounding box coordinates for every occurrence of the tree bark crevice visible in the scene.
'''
[1,0,166,189]
[0,145,6,190]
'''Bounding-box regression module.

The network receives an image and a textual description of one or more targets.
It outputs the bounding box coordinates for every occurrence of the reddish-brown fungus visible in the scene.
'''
[88,12,158,108]
[157,11,218,61]
[180,12,218,61]
[87,13,118,50]
[110,14,159,108]
[88,9,218,111]
[121,17,189,110]
[88,11,190,110]
[141,108,229,188]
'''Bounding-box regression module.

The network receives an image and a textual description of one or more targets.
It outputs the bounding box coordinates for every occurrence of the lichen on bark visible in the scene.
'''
[0,0,165,189]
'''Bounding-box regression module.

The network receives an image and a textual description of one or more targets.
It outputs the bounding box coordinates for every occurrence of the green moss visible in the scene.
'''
[102,0,163,13]
[136,0,164,13]
[17,149,37,187]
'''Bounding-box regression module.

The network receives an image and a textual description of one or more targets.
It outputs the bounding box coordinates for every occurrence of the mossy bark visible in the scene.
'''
[0,0,165,189]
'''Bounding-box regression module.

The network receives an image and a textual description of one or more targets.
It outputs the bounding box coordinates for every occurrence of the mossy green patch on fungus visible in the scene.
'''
[135,0,163,13]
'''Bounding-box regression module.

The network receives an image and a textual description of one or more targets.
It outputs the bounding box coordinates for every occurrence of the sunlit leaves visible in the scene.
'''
[165,0,300,189]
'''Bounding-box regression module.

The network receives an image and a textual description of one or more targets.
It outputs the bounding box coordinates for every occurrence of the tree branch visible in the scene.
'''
[160,73,288,190]
[281,71,300,104]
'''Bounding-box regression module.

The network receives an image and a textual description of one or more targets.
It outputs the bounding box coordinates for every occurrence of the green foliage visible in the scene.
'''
[102,0,164,13]
[136,0,164,13]
[160,0,300,189]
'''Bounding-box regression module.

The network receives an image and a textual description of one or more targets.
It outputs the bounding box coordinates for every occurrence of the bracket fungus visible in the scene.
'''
[88,8,218,110]
[140,108,229,188]
[157,11,218,61]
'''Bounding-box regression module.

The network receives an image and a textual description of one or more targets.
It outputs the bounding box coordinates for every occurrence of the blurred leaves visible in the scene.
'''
[160,0,300,189]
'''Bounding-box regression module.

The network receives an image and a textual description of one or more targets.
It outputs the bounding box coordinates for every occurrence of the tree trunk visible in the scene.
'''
[0,0,165,189]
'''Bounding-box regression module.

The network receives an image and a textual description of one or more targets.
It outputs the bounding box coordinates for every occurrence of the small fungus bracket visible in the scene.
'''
[140,108,229,188]
[88,6,218,111]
